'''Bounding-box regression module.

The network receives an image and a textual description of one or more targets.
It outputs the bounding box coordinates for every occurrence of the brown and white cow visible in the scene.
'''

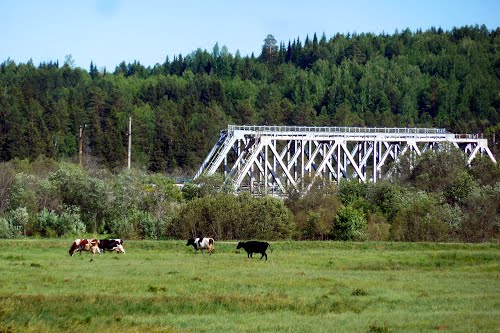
[69,239,100,256]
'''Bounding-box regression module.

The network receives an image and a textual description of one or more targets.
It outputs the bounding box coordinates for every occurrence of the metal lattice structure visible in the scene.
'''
[194,125,496,195]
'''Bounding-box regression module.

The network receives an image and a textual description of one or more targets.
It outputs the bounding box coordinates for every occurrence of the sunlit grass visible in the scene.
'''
[0,239,498,332]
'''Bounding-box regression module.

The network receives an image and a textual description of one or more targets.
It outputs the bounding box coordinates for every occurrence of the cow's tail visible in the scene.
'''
[267,242,273,253]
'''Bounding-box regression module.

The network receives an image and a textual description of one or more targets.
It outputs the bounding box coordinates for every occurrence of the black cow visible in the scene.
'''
[99,239,125,254]
[236,241,271,260]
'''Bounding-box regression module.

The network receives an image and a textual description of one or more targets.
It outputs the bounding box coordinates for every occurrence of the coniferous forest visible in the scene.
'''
[1,25,499,171]
[0,25,499,242]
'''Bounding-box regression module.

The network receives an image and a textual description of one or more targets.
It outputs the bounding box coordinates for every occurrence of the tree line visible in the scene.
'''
[1,25,499,172]
[0,149,498,242]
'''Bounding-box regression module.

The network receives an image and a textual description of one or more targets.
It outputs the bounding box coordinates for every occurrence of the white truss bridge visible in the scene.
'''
[194,125,496,195]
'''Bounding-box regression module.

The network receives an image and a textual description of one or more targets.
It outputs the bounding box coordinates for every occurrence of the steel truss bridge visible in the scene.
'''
[194,125,496,195]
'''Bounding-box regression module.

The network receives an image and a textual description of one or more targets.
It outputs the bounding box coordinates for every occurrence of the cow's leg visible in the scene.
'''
[260,252,267,260]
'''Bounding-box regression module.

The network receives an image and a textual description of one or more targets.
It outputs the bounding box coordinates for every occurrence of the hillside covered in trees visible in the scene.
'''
[1,25,499,173]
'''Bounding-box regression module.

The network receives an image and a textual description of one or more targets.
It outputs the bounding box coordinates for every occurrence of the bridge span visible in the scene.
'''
[194,125,496,195]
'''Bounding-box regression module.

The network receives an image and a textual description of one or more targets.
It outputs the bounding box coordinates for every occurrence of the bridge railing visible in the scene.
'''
[228,125,449,135]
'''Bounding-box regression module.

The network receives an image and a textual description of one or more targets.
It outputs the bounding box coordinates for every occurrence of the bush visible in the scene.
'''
[0,217,14,238]
[58,206,86,236]
[8,207,28,236]
[34,208,59,237]
[364,212,391,241]
[0,162,16,213]
[286,178,340,240]
[337,180,367,206]
[134,210,169,239]
[33,206,85,237]
[7,173,38,214]
[390,191,449,242]
[459,184,500,242]
[331,205,367,241]
[48,163,109,232]
[170,193,293,240]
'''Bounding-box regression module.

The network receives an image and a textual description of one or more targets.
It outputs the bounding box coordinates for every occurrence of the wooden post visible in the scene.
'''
[128,117,132,169]
[79,125,83,166]
[493,131,497,159]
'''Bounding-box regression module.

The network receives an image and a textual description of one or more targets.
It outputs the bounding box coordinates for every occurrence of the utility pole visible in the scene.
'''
[79,125,84,166]
[128,117,132,169]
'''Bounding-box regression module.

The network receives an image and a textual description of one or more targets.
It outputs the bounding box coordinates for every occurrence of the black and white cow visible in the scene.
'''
[186,237,214,255]
[98,239,125,254]
[236,241,271,260]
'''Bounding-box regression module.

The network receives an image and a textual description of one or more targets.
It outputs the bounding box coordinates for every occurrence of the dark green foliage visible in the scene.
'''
[469,155,500,186]
[459,185,500,242]
[285,178,341,240]
[337,179,368,206]
[331,205,367,241]
[170,193,293,240]
[1,25,499,169]
[390,192,450,242]
[408,148,468,194]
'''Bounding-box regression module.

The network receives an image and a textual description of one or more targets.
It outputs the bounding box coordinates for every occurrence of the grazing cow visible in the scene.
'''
[98,239,125,254]
[186,237,214,255]
[236,241,271,260]
[69,239,99,256]
[90,240,100,259]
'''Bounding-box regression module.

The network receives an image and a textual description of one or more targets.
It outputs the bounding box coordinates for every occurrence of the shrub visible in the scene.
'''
[48,163,109,232]
[331,205,367,241]
[390,191,449,242]
[8,207,28,236]
[365,181,403,222]
[7,173,38,214]
[170,193,293,240]
[34,208,59,237]
[286,178,340,240]
[459,184,500,242]
[0,217,14,238]
[58,206,86,236]
[337,179,367,206]
[364,212,391,241]
[0,162,16,213]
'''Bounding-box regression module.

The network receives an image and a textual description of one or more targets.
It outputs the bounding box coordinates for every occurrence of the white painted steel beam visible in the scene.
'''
[194,125,496,195]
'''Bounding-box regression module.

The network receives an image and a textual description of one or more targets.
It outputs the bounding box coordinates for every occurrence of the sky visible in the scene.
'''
[1,0,499,70]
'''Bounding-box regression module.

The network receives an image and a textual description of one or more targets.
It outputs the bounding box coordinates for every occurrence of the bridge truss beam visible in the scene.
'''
[194,125,496,195]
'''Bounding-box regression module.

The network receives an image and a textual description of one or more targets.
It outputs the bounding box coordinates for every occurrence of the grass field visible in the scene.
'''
[0,239,498,332]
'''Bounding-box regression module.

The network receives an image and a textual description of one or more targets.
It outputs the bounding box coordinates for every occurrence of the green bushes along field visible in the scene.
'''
[0,150,498,242]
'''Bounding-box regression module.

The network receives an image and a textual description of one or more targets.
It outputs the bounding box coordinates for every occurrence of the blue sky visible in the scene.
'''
[1,0,499,70]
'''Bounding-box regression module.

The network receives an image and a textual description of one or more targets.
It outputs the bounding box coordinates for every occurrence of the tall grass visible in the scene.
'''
[0,239,498,332]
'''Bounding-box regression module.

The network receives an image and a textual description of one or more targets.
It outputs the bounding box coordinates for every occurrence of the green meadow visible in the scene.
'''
[0,239,498,332]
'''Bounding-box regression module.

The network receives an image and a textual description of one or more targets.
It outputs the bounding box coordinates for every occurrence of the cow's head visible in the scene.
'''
[69,239,80,256]
[186,238,195,246]
[236,242,244,249]
[112,239,124,245]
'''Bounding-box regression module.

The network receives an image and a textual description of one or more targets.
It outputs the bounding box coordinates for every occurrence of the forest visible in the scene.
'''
[0,25,499,242]
[1,25,499,171]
